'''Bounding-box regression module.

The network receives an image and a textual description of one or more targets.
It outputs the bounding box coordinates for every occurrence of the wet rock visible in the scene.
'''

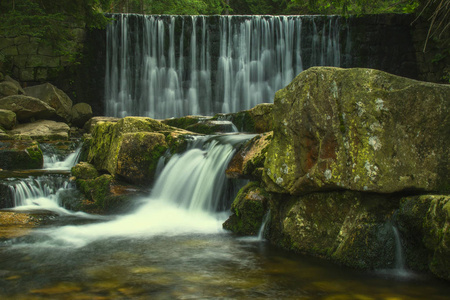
[86,117,193,185]
[9,120,70,141]
[71,162,99,180]
[0,109,16,130]
[267,190,399,269]
[0,81,20,98]
[0,140,43,170]
[24,83,73,123]
[397,195,450,281]
[226,132,272,181]
[71,103,93,128]
[223,182,269,236]
[213,103,273,133]
[0,95,56,122]
[185,120,237,134]
[264,67,450,195]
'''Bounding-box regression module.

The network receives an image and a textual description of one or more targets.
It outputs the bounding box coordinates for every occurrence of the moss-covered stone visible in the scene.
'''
[226,132,272,181]
[115,132,168,185]
[266,190,399,269]
[223,182,269,236]
[213,103,273,133]
[397,195,450,280]
[86,116,193,185]
[0,140,43,169]
[264,67,450,195]
[0,109,16,130]
[71,162,99,180]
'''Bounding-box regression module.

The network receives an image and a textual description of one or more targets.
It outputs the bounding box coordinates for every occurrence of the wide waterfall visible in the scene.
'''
[105,14,346,118]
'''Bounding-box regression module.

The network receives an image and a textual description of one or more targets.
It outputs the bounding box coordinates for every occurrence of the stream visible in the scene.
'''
[1,135,449,299]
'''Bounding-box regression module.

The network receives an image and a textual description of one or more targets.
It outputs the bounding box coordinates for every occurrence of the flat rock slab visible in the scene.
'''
[9,120,70,140]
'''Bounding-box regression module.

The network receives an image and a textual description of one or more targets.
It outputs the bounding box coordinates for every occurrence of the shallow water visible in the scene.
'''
[1,215,449,300]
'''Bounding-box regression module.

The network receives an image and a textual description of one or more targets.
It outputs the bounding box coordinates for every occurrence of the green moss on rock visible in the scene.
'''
[223,182,269,236]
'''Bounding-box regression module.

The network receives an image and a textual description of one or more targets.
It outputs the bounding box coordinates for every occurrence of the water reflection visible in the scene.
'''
[1,228,449,299]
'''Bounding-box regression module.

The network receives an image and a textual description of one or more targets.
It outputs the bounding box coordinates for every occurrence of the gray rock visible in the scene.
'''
[0,109,16,130]
[0,95,56,121]
[264,67,450,195]
[71,102,93,128]
[9,120,70,141]
[24,83,72,123]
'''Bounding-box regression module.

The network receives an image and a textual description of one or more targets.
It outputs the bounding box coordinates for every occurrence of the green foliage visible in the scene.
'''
[287,0,420,15]
[101,0,225,14]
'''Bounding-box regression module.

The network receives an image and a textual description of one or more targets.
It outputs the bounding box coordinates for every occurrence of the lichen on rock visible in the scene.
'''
[264,67,450,195]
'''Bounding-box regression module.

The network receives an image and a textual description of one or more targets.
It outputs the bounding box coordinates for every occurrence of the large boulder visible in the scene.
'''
[86,117,192,185]
[0,81,20,98]
[266,189,399,269]
[397,195,450,280]
[24,83,73,123]
[0,95,56,122]
[0,140,43,169]
[264,67,450,195]
[4,75,25,95]
[9,120,70,141]
[0,109,16,130]
[71,103,93,128]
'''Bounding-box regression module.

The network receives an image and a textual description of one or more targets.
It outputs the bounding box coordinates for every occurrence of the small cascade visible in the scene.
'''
[257,210,271,241]
[43,134,253,247]
[44,147,82,170]
[105,14,347,119]
[392,225,406,271]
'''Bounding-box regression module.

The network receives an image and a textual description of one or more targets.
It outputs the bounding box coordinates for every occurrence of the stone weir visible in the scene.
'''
[97,13,418,119]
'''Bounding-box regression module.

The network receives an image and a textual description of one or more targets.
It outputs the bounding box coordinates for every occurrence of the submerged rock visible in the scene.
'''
[264,67,450,195]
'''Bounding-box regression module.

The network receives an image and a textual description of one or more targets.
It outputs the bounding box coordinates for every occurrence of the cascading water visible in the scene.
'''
[41,134,252,247]
[5,146,88,216]
[105,14,346,118]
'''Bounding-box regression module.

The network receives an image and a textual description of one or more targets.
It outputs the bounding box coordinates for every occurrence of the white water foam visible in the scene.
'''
[36,134,253,248]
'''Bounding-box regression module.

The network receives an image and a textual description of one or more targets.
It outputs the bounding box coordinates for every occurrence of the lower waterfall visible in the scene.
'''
[42,134,252,247]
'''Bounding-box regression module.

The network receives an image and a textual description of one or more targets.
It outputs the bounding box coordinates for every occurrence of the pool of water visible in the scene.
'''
[1,215,449,300]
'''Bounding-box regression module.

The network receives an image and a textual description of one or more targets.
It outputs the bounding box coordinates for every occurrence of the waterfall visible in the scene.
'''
[43,134,253,247]
[105,14,346,119]
[257,210,271,240]
[44,147,82,170]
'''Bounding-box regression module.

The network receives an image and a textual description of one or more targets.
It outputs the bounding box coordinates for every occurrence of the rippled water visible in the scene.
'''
[1,222,450,300]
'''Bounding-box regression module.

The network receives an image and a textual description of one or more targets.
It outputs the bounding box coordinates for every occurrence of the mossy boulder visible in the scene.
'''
[213,103,273,133]
[71,162,99,180]
[0,140,43,169]
[267,190,399,269]
[0,81,20,98]
[226,132,272,181]
[264,67,450,195]
[397,195,450,280]
[185,120,236,134]
[86,116,192,185]
[223,182,269,236]
[74,174,148,213]
[24,83,73,123]
[115,132,168,185]
[0,109,16,130]
[0,95,56,122]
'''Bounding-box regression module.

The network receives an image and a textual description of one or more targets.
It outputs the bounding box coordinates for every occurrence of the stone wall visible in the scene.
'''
[0,24,85,84]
